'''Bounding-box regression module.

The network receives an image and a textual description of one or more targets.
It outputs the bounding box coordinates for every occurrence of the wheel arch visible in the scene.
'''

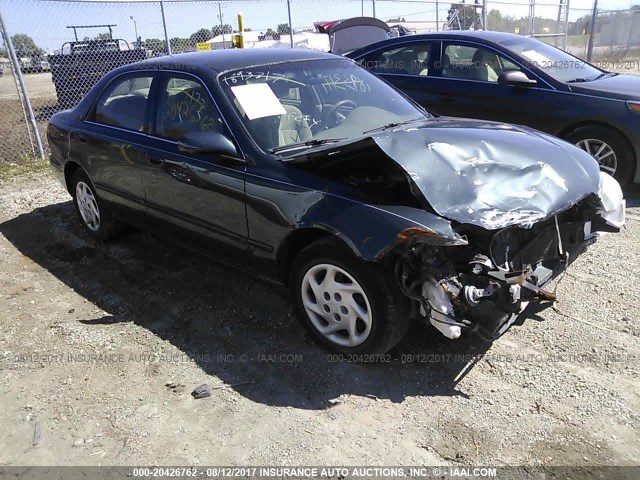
[558,119,629,142]
[63,161,83,195]
[558,120,637,181]
[276,227,358,286]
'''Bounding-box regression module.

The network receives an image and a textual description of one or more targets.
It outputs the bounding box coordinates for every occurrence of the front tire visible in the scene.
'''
[71,170,122,241]
[290,238,410,354]
[565,125,634,186]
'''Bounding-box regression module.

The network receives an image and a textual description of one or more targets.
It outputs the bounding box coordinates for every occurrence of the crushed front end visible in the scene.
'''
[395,172,626,341]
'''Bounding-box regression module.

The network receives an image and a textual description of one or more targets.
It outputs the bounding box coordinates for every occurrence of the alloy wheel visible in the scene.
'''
[575,138,617,176]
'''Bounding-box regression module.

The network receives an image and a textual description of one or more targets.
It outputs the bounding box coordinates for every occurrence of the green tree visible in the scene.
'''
[487,9,504,31]
[265,28,277,36]
[11,34,44,57]
[170,37,190,52]
[277,23,291,34]
[189,28,212,44]
[94,32,113,41]
[143,38,167,53]
[446,4,478,30]
[212,24,233,36]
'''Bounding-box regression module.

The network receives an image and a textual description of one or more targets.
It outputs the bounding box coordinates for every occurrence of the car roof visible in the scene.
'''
[136,48,341,73]
[347,30,532,57]
[393,30,525,42]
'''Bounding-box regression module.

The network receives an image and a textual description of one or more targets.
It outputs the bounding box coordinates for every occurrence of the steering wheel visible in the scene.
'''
[322,100,357,128]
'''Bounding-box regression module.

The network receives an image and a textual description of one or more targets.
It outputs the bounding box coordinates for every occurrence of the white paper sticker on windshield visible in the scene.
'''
[520,49,550,67]
[230,83,286,120]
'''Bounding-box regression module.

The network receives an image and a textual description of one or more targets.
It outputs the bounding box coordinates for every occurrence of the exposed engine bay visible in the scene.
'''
[395,186,624,341]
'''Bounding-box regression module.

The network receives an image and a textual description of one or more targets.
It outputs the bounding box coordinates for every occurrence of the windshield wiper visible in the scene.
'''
[270,138,346,153]
[362,117,426,135]
[566,77,590,83]
[592,72,617,81]
[567,71,617,84]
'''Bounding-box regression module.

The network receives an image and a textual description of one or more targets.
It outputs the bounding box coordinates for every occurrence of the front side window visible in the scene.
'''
[155,75,226,141]
[441,43,521,83]
[219,58,430,153]
[360,43,433,76]
[93,75,153,131]
[497,36,603,83]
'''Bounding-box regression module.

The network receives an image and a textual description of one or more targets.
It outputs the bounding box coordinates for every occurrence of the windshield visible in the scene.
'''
[497,36,604,83]
[218,58,429,153]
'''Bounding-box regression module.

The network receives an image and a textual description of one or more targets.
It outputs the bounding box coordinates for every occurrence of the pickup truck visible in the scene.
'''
[48,38,147,108]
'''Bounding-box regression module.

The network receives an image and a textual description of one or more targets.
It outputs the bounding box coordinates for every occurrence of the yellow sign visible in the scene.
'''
[514,27,520,34]
[196,42,211,51]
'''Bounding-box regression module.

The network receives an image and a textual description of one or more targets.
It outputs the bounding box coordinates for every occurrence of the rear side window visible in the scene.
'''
[359,43,434,76]
[92,75,153,132]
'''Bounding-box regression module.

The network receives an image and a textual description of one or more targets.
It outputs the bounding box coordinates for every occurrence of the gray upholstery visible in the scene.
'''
[471,49,499,82]
[278,104,312,146]
[266,79,313,148]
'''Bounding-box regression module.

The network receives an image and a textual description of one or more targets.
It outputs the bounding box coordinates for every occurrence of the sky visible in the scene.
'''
[0,0,638,53]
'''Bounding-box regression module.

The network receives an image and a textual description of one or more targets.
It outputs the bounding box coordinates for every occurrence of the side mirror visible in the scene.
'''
[498,70,537,87]
[177,131,238,157]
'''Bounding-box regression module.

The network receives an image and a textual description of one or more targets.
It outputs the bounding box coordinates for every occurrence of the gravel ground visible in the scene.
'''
[0,170,638,470]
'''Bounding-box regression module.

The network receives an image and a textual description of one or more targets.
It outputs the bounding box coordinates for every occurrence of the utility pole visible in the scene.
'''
[217,2,226,49]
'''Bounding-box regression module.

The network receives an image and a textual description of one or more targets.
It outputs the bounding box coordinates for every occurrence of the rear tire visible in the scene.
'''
[565,125,634,186]
[290,238,410,354]
[70,170,123,241]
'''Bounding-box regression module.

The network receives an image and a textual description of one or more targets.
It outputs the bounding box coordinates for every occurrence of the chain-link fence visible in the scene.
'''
[0,0,638,164]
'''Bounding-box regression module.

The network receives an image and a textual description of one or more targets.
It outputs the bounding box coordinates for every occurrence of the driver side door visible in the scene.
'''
[139,72,248,252]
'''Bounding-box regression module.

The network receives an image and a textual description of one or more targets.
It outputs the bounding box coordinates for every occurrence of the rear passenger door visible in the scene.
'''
[139,72,248,251]
[82,71,155,212]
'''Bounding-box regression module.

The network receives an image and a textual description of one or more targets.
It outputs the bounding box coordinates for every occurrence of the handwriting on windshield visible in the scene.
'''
[222,70,304,87]
[320,74,371,93]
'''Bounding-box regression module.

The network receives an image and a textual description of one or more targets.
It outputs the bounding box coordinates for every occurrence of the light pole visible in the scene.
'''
[130,15,138,48]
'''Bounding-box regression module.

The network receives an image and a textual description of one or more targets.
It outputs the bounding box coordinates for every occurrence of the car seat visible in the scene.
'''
[471,49,499,82]
[268,79,312,147]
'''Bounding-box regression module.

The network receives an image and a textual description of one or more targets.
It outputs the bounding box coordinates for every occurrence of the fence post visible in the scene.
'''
[483,0,488,30]
[586,0,598,61]
[528,0,535,35]
[286,0,293,48]
[562,0,570,50]
[160,0,172,54]
[372,0,376,18]
[0,6,44,161]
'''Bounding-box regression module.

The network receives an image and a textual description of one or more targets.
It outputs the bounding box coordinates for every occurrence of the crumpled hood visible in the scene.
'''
[371,118,601,229]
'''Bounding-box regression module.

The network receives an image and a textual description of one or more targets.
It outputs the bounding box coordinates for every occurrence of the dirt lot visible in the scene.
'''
[0,170,639,470]
[0,71,58,164]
